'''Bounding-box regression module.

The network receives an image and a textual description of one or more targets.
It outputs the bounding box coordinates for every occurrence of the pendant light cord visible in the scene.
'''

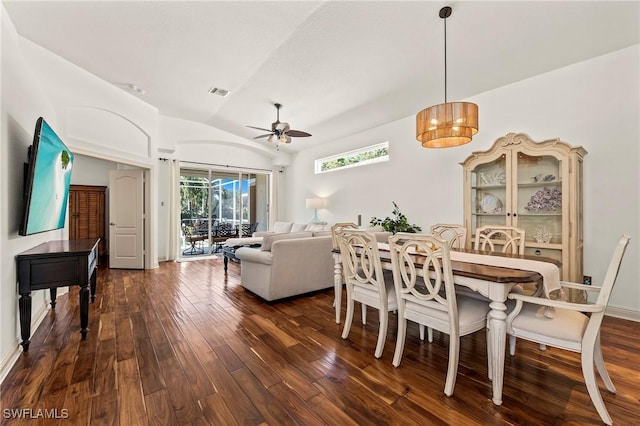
[443,12,448,103]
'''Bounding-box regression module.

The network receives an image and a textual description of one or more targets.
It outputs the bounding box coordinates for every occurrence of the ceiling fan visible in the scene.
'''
[247,103,311,145]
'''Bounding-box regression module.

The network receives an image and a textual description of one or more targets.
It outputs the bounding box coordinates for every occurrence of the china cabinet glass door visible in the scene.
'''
[471,153,507,232]
[514,153,563,261]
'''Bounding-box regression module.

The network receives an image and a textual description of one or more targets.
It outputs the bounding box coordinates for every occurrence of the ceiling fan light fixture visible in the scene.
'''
[248,102,311,148]
[416,5,478,148]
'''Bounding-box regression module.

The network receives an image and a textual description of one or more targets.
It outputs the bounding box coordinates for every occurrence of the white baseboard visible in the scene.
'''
[0,300,51,385]
[606,306,640,322]
[0,345,21,385]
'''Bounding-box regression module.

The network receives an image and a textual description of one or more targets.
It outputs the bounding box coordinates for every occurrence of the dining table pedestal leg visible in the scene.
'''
[488,300,508,405]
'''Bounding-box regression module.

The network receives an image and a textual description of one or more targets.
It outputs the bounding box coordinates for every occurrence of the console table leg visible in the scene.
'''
[79,285,90,339]
[49,288,57,309]
[90,269,97,303]
[224,255,229,272]
[19,293,32,352]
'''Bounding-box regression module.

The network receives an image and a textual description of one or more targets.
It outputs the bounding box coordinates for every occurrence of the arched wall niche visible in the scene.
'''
[67,106,151,159]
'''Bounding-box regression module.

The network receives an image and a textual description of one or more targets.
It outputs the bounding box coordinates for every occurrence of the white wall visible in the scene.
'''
[0,9,155,378]
[71,154,118,186]
[287,45,640,317]
[1,10,65,381]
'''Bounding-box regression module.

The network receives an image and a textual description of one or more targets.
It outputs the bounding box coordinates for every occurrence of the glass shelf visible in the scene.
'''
[472,185,506,190]
[518,213,562,217]
[517,181,562,188]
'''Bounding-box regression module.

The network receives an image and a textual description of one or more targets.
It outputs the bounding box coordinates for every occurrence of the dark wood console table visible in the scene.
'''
[16,238,99,352]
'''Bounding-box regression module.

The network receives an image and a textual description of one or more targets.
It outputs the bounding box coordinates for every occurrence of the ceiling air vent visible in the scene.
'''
[208,87,230,97]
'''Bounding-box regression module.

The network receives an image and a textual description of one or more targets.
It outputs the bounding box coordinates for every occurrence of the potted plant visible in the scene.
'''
[370,202,422,234]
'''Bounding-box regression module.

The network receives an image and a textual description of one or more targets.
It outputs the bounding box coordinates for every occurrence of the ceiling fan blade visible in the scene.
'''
[285,130,312,137]
[247,125,273,132]
[253,134,272,139]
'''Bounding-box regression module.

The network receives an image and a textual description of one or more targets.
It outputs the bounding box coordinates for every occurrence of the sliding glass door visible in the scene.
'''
[179,168,269,257]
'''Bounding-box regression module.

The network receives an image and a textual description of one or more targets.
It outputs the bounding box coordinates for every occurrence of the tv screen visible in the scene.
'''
[19,117,74,236]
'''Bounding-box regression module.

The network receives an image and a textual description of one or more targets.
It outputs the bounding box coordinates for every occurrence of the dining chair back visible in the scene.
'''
[506,235,630,425]
[474,225,525,254]
[430,224,467,249]
[421,223,467,342]
[331,222,358,249]
[337,228,397,358]
[331,222,359,323]
[388,233,489,396]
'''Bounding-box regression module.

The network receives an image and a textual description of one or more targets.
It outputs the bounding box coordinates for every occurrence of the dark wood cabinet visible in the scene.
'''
[69,185,106,255]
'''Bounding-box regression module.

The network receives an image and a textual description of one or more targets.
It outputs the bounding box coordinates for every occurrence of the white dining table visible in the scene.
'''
[331,245,561,406]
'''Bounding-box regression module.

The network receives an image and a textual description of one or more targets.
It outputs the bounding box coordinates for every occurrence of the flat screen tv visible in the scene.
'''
[19,117,74,236]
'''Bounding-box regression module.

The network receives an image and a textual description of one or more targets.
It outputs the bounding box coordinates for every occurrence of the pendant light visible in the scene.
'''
[416,6,478,148]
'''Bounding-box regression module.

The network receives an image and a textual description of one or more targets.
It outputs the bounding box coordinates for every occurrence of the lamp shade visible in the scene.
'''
[416,101,478,148]
[305,198,325,209]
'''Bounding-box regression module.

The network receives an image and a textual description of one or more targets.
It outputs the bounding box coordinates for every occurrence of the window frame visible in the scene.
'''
[314,141,389,174]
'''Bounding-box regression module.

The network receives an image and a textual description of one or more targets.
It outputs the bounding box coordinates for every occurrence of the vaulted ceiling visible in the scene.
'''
[4,1,639,153]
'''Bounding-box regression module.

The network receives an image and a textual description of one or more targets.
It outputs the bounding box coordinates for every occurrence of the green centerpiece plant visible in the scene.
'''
[370,201,422,234]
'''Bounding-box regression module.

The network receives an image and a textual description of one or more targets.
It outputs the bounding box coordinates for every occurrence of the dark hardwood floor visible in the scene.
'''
[1,258,639,425]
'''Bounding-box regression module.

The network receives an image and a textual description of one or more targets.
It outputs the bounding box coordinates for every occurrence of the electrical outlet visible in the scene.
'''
[583,275,592,286]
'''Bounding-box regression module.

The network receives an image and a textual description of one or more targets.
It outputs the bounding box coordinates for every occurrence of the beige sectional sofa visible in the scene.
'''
[234,229,335,301]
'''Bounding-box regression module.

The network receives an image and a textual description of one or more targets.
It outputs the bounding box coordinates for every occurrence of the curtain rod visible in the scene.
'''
[178,160,272,173]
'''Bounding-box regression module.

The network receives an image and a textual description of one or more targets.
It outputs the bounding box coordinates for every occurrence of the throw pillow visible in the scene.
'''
[272,221,293,233]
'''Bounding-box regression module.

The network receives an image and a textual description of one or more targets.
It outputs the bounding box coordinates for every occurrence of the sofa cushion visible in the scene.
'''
[224,236,263,248]
[272,221,293,233]
[312,230,332,237]
[261,231,313,251]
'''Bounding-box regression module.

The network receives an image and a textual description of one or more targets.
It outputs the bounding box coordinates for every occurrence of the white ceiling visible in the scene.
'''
[4,1,639,153]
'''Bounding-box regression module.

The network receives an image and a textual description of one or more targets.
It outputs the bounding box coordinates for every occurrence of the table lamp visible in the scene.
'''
[305,198,326,224]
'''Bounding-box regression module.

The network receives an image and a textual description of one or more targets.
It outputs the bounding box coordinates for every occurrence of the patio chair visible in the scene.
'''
[211,222,236,252]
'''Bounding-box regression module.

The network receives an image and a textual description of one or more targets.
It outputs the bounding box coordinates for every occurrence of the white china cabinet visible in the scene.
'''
[461,133,587,301]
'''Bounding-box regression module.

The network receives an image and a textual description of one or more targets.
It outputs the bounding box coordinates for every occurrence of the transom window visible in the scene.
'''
[315,142,389,174]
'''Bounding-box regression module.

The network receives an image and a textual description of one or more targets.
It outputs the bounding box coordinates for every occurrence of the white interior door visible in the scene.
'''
[109,169,144,269]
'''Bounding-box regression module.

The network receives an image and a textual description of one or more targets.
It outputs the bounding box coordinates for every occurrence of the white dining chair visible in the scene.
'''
[470,225,532,296]
[337,228,397,358]
[419,224,468,342]
[331,222,359,323]
[388,233,490,396]
[430,223,467,249]
[474,225,525,254]
[506,235,630,426]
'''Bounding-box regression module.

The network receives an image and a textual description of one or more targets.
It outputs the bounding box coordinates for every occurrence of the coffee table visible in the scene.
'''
[222,243,260,271]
